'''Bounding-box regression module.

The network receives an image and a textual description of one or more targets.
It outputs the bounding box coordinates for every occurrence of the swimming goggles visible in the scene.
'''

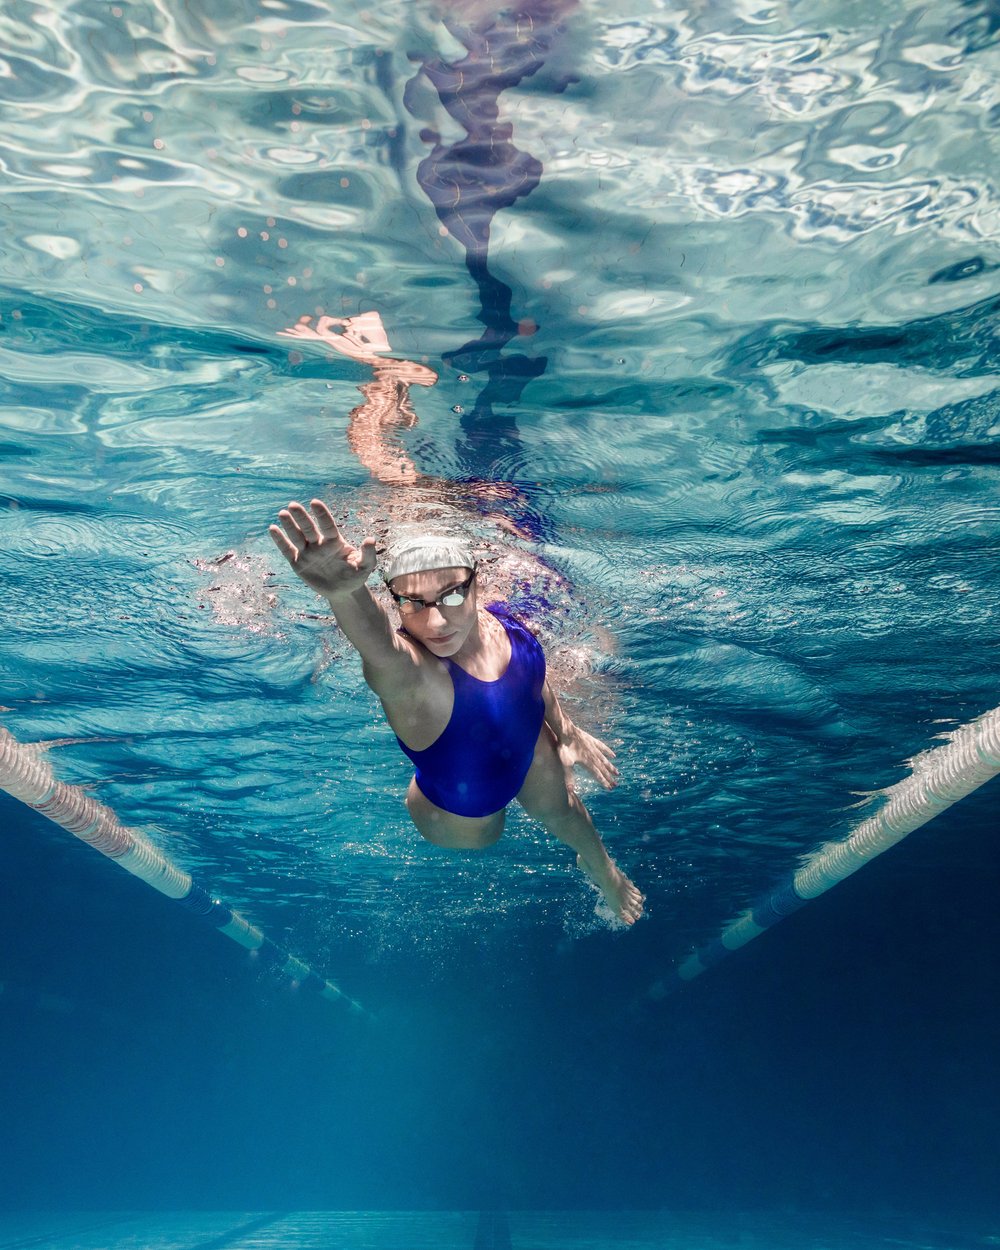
[389,571,476,615]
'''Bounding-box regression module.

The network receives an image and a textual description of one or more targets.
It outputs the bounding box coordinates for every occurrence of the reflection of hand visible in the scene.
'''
[278,315,385,361]
[278,315,347,341]
[556,726,619,790]
[269,499,376,600]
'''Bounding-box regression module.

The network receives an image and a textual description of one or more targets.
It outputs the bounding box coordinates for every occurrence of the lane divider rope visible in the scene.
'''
[651,704,1000,994]
[0,727,365,1015]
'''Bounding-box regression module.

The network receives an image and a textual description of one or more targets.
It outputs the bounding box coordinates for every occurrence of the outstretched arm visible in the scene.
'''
[541,679,619,790]
[269,499,418,692]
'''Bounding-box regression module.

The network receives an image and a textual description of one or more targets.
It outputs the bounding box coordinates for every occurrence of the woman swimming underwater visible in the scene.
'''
[269,499,644,925]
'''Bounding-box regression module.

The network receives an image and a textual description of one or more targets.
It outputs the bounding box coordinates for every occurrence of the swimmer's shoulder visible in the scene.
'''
[362,623,445,705]
[485,600,543,643]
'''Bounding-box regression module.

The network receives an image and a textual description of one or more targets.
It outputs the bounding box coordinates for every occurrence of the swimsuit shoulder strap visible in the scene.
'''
[484,603,545,683]
[486,601,537,643]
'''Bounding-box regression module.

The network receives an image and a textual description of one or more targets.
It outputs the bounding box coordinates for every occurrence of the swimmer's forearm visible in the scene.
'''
[321,584,389,638]
[542,679,574,744]
[321,585,410,675]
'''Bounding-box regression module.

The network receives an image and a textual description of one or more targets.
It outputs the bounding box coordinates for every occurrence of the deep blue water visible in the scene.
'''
[1,0,999,1243]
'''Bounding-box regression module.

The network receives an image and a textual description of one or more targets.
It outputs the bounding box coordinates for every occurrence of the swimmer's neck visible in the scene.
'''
[452,608,490,660]
[418,606,508,678]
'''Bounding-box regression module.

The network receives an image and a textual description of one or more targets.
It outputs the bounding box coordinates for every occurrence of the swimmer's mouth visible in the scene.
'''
[428,633,456,644]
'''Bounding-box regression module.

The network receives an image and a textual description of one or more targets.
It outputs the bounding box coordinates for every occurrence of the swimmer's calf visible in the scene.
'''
[269,498,643,925]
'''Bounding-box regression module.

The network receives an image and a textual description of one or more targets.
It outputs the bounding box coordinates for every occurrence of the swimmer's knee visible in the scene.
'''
[517,760,581,826]
[525,792,579,829]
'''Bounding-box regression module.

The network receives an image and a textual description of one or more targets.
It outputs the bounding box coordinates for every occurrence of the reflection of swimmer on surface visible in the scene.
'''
[281,312,435,487]
[268,499,643,925]
[277,311,575,636]
[279,312,523,521]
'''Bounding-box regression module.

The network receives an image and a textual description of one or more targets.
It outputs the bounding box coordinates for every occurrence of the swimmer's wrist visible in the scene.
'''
[321,582,374,611]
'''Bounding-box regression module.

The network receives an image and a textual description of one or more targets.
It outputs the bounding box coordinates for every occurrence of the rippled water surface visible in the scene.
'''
[2,0,999,976]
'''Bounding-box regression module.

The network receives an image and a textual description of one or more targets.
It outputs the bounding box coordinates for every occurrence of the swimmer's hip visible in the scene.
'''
[405,776,506,849]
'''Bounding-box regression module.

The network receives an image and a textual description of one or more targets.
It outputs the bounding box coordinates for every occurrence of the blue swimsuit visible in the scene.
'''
[396,604,546,818]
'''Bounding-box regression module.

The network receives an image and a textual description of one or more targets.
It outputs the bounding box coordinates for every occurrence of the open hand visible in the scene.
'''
[557,726,619,790]
[278,315,387,362]
[269,499,376,600]
[278,315,349,344]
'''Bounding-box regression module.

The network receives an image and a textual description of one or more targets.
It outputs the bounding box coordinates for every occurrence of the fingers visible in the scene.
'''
[271,500,357,570]
[592,738,618,788]
[277,316,335,340]
[273,499,342,545]
[575,753,618,790]
[592,750,620,790]
[268,523,299,564]
[577,730,618,789]
[356,537,378,576]
[286,501,322,544]
[276,507,307,551]
[344,540,376,577]
[595,759,620,790]
[308,498,342,542]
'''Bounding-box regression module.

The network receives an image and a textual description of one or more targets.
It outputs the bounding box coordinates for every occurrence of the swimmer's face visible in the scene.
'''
[389,566,478,657]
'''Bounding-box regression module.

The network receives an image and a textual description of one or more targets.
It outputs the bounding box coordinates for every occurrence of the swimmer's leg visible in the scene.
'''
[516,727,644,925]
[406,776,505,849]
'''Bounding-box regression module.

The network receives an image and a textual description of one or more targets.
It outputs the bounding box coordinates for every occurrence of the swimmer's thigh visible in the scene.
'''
[515,726,577,825]
[406,776,505,848]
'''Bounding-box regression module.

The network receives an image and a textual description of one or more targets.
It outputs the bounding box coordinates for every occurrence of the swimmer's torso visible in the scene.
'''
[388,604,546,818]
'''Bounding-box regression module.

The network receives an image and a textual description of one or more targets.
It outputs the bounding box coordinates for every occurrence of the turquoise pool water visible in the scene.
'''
[1,0,998,1239]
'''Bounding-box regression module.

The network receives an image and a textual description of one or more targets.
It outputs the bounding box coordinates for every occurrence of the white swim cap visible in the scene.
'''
[382,531,476,585]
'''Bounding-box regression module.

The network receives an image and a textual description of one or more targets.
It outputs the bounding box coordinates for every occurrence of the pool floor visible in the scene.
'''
[0,1211,990,1250]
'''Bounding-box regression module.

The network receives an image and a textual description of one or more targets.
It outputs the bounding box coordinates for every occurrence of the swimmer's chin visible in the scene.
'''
[419,632,465,657]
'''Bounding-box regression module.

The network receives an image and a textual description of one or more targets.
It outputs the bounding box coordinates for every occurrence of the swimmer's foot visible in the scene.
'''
[577,854,644,926]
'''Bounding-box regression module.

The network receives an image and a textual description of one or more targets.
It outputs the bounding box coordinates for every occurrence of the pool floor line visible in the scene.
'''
[181,1212,290,1250]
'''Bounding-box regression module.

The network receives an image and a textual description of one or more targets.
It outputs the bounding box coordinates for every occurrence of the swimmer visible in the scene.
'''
[269,498,644,925]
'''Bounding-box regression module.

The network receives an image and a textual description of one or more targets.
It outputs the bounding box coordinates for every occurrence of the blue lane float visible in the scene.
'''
[0,727,365,1015]
[652,704,1000,995]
